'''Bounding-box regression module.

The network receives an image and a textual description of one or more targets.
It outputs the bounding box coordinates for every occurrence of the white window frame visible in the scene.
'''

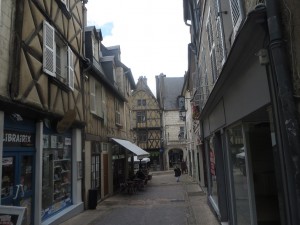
[43,21,74,90]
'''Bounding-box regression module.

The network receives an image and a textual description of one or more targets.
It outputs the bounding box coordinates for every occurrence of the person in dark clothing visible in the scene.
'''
[174,166,181,182]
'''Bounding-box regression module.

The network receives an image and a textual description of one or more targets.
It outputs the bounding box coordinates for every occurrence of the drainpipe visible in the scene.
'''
[266,0,300,223]
[81,0,88,209]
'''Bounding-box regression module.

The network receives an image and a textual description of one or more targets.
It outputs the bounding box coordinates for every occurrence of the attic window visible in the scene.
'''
[137,99,146,106]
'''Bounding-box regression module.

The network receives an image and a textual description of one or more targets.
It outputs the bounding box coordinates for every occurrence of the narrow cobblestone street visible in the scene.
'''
[60,171,220,225]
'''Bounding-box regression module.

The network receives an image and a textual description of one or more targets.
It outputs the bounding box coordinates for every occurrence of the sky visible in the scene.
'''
[86,0,191,95]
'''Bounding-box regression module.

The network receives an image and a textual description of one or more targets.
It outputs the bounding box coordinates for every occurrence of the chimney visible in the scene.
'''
[143,76,147,85]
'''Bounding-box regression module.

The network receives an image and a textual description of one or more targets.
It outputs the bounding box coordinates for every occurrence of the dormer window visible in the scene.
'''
[92,35,99,62]
[43,21,74,90]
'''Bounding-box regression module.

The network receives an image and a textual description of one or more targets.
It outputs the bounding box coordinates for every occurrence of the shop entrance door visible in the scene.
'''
[1,152,34,225]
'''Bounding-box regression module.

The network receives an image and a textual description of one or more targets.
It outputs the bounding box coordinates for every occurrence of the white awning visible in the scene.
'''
[111,138,149,159]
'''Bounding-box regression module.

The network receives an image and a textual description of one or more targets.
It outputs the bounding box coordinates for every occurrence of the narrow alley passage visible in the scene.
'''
[60,171,220,225]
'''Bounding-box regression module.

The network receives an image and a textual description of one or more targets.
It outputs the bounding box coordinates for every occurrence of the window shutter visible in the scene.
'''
[43,21,56,77]
[206,12,218,82]
[216,17,225,65]
[68,46,74,90]
[230,0,243,38]
[90,78,96,113]
[96,84,102,117]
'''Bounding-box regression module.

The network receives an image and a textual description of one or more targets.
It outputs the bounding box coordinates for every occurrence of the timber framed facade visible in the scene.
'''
[0,0,86,224]
[131,76,162,170]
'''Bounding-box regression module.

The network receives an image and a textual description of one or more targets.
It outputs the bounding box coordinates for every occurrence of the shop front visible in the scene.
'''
[201,9,283,224]
[0,112,83,225]
[1,115,36,225]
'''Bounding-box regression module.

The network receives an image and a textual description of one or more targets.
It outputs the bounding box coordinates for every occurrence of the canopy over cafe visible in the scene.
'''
[110,138,149,192]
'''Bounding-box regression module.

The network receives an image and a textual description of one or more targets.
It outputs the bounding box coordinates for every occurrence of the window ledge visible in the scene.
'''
[50,77,72,92]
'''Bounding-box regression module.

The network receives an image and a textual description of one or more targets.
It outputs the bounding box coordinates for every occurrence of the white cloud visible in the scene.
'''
[86,0,190,95]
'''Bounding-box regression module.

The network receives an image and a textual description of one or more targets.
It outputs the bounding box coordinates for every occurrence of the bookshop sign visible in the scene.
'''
[3,130,35,147]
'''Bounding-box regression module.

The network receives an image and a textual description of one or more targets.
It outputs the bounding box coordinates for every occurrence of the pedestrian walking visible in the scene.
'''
[174,166,181,182]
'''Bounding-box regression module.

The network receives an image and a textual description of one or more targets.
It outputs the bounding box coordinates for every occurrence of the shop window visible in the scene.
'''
[227,125,251,224]
[43,21,74,91]
[41,134,72,220]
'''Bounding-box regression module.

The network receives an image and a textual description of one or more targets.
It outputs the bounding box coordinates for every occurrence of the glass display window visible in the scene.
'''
[227,125,251,225]
[41,134,72,220]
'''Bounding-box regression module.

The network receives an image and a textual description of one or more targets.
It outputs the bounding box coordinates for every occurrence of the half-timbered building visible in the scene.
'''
[130,76,162,170]
[0,0,87,224]
[83,25,138,202]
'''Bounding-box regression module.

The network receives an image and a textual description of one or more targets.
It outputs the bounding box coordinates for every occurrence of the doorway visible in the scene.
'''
[1,152,34,225]
[168,149,183,168]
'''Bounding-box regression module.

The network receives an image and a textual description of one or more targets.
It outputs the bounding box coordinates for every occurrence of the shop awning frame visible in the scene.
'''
[111,138,149,159]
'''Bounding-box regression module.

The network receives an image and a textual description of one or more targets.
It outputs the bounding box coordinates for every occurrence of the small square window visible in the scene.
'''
[137,99,146,106]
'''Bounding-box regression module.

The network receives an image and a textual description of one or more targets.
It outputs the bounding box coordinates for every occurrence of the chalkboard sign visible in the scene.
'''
[0,206,25,225]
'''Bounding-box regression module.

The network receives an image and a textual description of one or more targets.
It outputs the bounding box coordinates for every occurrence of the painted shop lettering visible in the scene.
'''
[4,133,31,143]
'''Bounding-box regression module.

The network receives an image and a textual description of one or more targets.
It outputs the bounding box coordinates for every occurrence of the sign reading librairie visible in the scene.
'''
[3,130,35,147]
[0,206,25,225]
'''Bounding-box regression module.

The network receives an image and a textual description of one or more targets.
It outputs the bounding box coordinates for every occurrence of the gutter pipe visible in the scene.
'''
[266,0,300,223]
